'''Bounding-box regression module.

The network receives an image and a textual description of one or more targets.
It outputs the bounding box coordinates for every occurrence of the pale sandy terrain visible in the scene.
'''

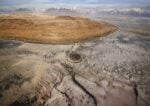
[0,14,150,106]
[0,32,150,106]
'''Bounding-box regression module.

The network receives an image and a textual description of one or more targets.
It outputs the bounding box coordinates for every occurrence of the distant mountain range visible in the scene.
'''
[0,6,150,17]
[0,9,11,14]
[44,8,81,16]
[93,8,150,17]
[14,8,32,13]
[0,8,32,14]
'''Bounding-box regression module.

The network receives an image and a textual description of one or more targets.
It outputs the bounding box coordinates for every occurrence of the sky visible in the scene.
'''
[0,0,150,8]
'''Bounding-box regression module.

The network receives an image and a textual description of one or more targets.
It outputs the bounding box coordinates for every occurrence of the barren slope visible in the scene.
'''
[0,15,117,44]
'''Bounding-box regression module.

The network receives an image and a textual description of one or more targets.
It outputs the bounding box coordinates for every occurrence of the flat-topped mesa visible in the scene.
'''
[0,15,117,44]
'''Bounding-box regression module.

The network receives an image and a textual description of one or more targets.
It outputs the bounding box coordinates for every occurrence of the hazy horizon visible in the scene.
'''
[0,0,150,9]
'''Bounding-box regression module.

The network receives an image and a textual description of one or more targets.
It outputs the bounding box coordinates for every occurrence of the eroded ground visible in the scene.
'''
[0,30,150,106]
[0,14,150,106]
